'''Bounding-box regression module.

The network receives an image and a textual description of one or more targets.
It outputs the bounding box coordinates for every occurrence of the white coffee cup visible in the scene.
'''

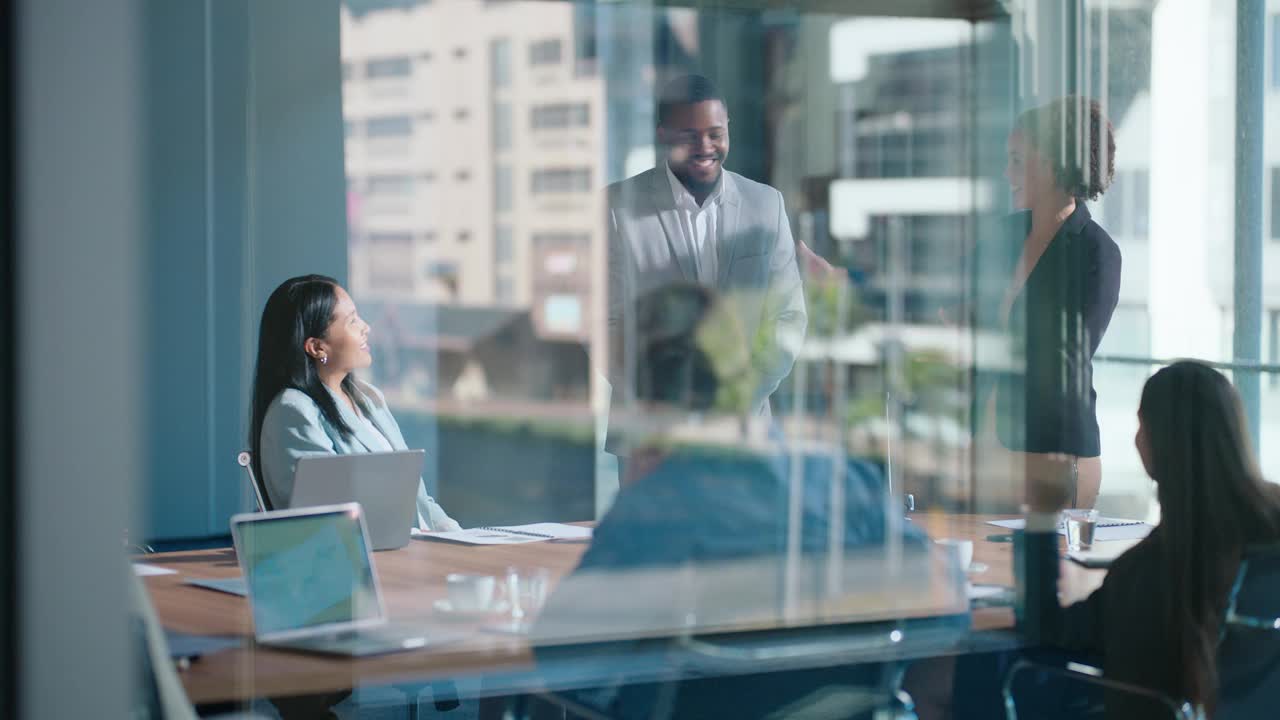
[935,538,974,573]
[446,573,496,611]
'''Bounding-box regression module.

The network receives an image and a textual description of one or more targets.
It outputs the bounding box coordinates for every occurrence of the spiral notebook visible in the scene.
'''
[417,523,593,546]
[986,515,1152,542]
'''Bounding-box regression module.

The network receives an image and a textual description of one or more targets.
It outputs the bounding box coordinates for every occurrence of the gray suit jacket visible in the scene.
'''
[258,378,460,531]
[606,167,807,420]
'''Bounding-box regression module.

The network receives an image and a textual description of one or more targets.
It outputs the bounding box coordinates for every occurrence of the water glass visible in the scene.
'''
[505,567,550,626]
[1064,509,1098,551]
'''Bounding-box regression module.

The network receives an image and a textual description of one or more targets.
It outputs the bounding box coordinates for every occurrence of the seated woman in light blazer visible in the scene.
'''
[248,274,461,531]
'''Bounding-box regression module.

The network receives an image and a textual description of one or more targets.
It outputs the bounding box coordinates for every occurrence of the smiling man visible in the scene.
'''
[606,75,807,431]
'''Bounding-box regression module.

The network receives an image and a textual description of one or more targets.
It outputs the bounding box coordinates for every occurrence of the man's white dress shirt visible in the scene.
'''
[664,162,723,285]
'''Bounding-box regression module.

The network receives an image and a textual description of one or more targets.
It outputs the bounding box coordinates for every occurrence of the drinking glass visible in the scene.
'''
[1064,509,1098,551]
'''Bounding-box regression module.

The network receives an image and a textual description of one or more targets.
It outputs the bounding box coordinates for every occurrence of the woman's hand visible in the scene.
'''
[797,240,845,286]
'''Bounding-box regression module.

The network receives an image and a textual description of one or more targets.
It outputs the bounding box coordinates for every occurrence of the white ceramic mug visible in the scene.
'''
[935,538,974,573]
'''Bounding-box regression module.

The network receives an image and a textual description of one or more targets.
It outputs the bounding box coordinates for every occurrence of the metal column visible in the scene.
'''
[1235,0,1265,453]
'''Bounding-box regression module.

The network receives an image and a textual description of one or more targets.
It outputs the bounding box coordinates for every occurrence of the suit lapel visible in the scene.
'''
[325,384,384,452]
[717,172,742,287]
[649,167,697,281]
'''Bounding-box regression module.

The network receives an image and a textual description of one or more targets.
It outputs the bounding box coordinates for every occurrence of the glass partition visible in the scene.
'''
[87,0,1280,717]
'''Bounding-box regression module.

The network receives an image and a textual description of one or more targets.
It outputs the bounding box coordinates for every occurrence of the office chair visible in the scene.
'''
[1217,542,1280,718]
[1002,542,1280,720]
[236,451,270,512]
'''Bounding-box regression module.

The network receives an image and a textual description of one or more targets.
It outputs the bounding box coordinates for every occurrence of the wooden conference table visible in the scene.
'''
[142,514,1108,707]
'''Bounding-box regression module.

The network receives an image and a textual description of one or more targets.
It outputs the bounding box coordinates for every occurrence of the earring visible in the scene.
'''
[320,356,328,365]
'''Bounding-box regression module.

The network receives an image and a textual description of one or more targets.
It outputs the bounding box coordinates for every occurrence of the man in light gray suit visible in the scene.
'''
[607,75,807,447]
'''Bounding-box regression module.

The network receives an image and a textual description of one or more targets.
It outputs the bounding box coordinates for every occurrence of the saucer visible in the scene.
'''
[432,598,509,618]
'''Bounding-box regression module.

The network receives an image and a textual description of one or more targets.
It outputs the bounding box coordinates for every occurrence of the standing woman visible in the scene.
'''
[249,274,461,531]
[978,96,1122,510]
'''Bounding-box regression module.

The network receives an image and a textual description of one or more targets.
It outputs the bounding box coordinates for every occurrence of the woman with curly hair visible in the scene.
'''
[976,96,1123,511]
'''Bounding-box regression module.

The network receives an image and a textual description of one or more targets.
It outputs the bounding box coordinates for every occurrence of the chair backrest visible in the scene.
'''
[237,451,271,512]
[1002,658,1199,720]
[1225,543,1280,630]
[1217,543,1280,719]
[130,571,200,720]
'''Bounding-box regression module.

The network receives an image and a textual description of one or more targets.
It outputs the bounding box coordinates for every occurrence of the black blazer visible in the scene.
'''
[1030,529,1181,719]
[978,203,1122,457]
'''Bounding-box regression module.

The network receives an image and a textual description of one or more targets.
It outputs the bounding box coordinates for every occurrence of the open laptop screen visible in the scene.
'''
[234,506,382,637]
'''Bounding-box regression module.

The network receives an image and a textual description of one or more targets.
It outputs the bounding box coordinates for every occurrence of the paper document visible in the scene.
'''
[986,516,1153,542]
[419,523,593,546]
[967,584,1010,601]
[133,563,177,577]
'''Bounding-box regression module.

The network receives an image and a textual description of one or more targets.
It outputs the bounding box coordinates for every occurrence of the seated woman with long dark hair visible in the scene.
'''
[1028,361,1280,717]
[249,274,460,531]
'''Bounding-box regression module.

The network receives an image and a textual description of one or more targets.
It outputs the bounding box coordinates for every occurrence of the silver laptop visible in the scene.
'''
[290,450,424,551]
[230,503,438,657]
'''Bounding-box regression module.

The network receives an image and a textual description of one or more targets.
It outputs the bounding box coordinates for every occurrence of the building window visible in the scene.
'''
[529,38,562,66]
[421,230,437,243]
[573,3,598,77]
[454,108,470,121]
[457,230,472,243]
[366,174,414,195]
[342,62,354,82]
[366,115,413,138]
[455,169,471,182]
[495,275,515,304]
[494,166,513,212]
[366,55,412,79]
[344,120,356,138]
[490,38,511,88]
[493,103,512,151]
[368,233,415,292]
[369,231,413,244]
[531,168,591,194]
[453,47,468,60]
[531,103,590,130]
[346,0,428,17]
[426,261,459,298]
[419,50,432,62]
[427,260,458,277]
[495,225,513,264]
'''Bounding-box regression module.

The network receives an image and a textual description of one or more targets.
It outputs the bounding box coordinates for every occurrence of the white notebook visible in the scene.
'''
[417,523,593,546]
[987,516,1153,542]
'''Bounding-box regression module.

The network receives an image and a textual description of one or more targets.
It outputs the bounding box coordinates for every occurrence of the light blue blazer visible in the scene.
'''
[258,378,461,531]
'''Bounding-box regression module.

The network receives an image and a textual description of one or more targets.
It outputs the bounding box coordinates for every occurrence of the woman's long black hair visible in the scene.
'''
[249,275,367,506]
[1139,361,1280,714]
